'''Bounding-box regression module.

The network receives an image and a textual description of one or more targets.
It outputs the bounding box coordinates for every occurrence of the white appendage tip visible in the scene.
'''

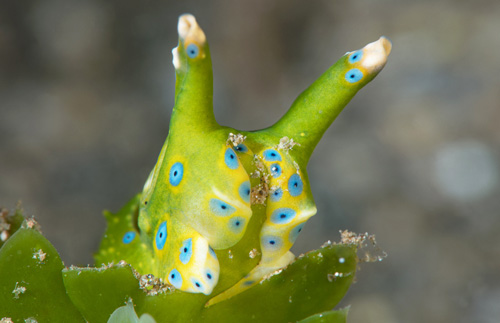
[177,14,206,43]
[361,36,392,72]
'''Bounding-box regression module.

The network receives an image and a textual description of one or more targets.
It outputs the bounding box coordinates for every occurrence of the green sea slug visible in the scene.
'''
[95,13,391,304]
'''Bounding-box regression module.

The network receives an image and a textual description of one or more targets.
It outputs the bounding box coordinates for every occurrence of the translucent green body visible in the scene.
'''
[95,14,391,301]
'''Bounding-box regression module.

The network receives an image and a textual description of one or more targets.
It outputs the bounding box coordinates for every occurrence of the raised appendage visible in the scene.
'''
[95,14,391,299]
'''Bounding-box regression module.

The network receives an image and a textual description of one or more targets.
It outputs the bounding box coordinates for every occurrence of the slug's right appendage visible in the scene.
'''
[269,36,392,162]
[343,36,392,85]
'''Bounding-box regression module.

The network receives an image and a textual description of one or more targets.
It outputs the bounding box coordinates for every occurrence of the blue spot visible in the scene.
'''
[122,231,136,244]
[206,270,214,281]
[270,163,282,178]
[168,269,182,289]
[271,208,296,225]
[289,223,305,244]
[270,187,283,202]
[179,238,193,264]
[229,217,245,233]
[261,235,283,251]
[238,181,251,203]
[186,43,199,58]
[263,149,282,162]
[348,50,363,64]
[209,246,217,259]
[169,162,184,186]
[243,280,255,286]
[192,278,204,292]
[224,148,239,169]
[155,221,167,250]
[345,68,363,83]
[288,174,303,197]
[234,144,248,153]
[209,198,236,216]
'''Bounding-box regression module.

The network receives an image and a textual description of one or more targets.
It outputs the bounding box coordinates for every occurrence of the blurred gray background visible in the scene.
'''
[1,0,499,322]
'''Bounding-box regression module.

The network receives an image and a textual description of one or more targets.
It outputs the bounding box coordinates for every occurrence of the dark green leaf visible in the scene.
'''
[62,264,145,323]
[64,241,356,323]
[125,243,356,322]
[0,223,84,322]
[200,244,356,322]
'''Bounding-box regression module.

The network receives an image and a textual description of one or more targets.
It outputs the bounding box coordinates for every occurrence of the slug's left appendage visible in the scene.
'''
[170,14,217,132]
[135,15,252,296]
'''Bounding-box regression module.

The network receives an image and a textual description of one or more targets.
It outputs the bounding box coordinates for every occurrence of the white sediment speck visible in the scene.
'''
[12,282,26,299]
[249,248,259,259]
[32,249,46,262]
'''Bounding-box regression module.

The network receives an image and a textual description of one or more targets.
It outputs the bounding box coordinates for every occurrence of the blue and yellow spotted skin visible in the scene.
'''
[96,14,391,299]
[259,149,316,264]
[95,195,156,275]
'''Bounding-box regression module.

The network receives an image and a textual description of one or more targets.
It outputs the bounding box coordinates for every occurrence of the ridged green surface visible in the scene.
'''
[199,244,356,322]
[64,242,356,322]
